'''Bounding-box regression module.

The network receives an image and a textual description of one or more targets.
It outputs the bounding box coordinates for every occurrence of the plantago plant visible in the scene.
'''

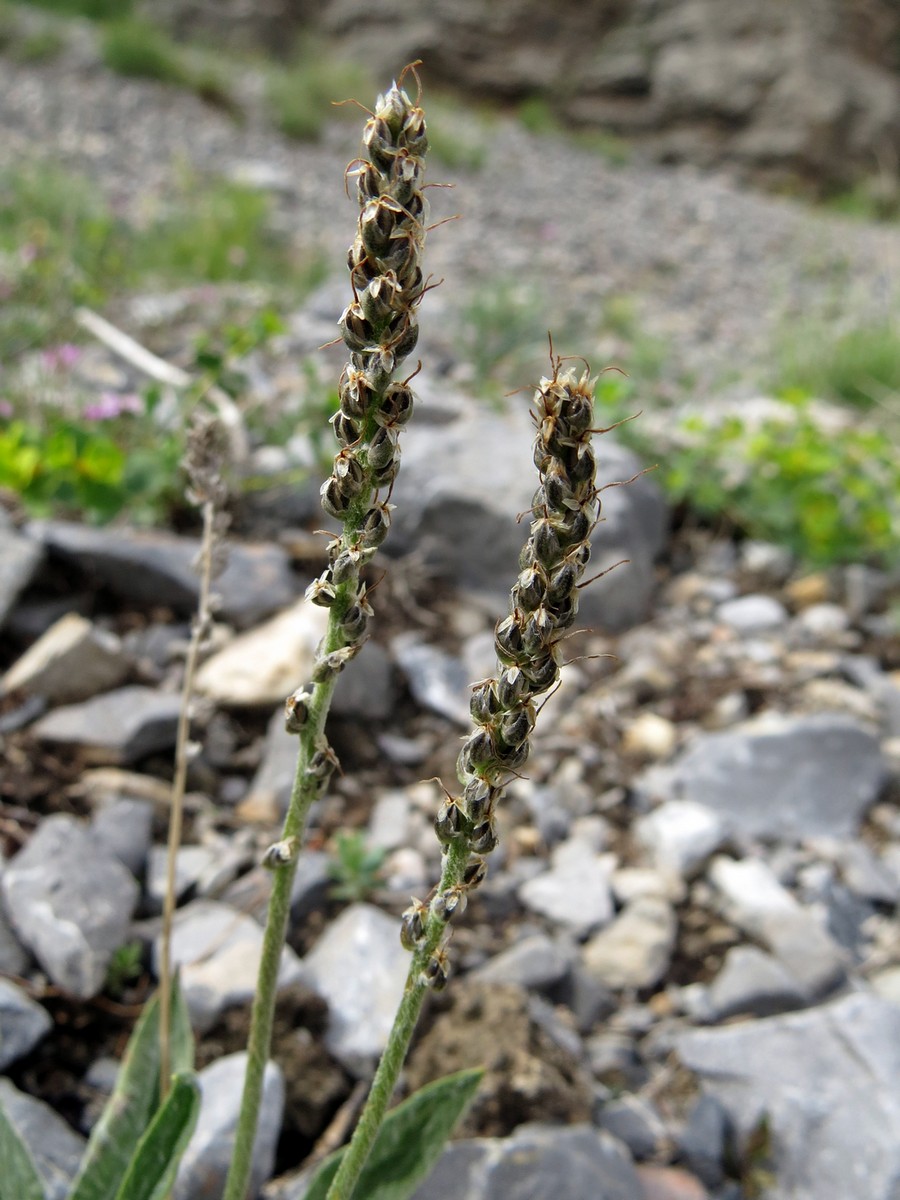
[220,64,619,1200]
[223,67,432,1200]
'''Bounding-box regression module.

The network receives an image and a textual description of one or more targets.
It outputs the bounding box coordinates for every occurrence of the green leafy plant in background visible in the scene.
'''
[775,320,900,409]
[265,42,372,141]
[596,373,900,568]
[0,979,196,1200]
[457,276,547,396]
[14,0,129,17]
[100,18,235,112]
[328,831,387,903]
[104,939,145,999]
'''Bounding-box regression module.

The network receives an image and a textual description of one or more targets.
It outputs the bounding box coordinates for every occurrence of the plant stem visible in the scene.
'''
[324,838,470,1200]
[222,654,342,1200]
[159,496,215,1099]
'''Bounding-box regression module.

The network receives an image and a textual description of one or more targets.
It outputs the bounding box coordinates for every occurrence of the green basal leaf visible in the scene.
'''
[70,975,195,1200]
[304,1068,483,1200]
[0,1097,46,1200]
[113,1074,200,1200]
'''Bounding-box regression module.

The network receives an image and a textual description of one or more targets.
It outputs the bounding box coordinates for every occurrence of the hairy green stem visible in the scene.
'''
[324,837,470,1200]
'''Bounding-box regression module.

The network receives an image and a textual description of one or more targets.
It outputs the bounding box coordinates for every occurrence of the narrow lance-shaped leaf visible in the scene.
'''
[113,1074,200,1200]
[70,974,195,1200]
[304,1068,483,1200]
[0,1097,46,1200]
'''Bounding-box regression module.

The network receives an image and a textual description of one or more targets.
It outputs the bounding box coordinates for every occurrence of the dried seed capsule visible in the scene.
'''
[492,739,530,772]
[462,777,497,823]
[375,382,414,428]
[284,688,313,733]
[532,518,562,569]
[400,898,428,950]
[457,729,495,777]
[320,475,353,520]
[331,411,360,447]
[390,314,419,361]
[435,796,464,843]
[368,425,398,471]
[522,605,554,654]
[330,546,361,586]
[463,857,488,889]
[495,615,527,666]
[555,508,591,548]
[433,885,467,923]
[522,651,559,693]
[469,680,502,726]
[469,820,498,855]
[333,450,365,498]
[563,390,593,436]
[312,644,360,682]
[513,565,546,611]
[308,740,340,784]
[496,666,528,710]
[360,503,392,548]
[340,594,372,642]
[363,116,396,172]
[421,947,450,991]
[262,836,299,869]
[339,302,374,353]
[547,561,577,605]
[499,706,533,749]
[371,458,401,490]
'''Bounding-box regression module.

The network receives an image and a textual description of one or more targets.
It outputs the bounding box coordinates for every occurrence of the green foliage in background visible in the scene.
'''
[266,44,372,141]
[0,163,319,357]
[328,831,387,903]
[597,374,900,568]
[776,320,900,409]
[14,0,128,18]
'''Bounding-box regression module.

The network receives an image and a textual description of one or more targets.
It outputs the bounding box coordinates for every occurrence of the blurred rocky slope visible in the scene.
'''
[144,0,900,192]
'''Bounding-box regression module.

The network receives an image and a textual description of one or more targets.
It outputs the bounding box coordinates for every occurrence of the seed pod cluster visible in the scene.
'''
[404,362,601,983]
[295,77,428,761]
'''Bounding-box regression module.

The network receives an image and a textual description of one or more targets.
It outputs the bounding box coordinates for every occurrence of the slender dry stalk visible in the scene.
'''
[159,414,229,1098]
[223,70,431,1200]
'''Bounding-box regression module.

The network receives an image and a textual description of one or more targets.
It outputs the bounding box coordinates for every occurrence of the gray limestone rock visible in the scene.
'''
[595,1095,666,1161]
[709,856,846,998]
[472,932,575,993]
[194,600,328,709]
[174,1053,284,1200]
[154,899,306,1032]
[240,708,302,820]
[675,992,900,1200]
[1,613,130,704]
[0,977,52,1069]
[518,841,615,937]
[634,799,728,877]
[388,407,667,633]
[581,896,677,990]
[2,814,139,998]
[409,1124,643,1200]
[0,1078,85,1200]
[90,797,155,878]
[0,516,43,631]
[30,520,297,629]
[634,713,888,841]
[331,638,397,720]
[716,593,787,633]
[705,944,807,1021]
[302,902,409,1076]
[31,686,182,765]
[391,633,472,725]
[145,844,219,912]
